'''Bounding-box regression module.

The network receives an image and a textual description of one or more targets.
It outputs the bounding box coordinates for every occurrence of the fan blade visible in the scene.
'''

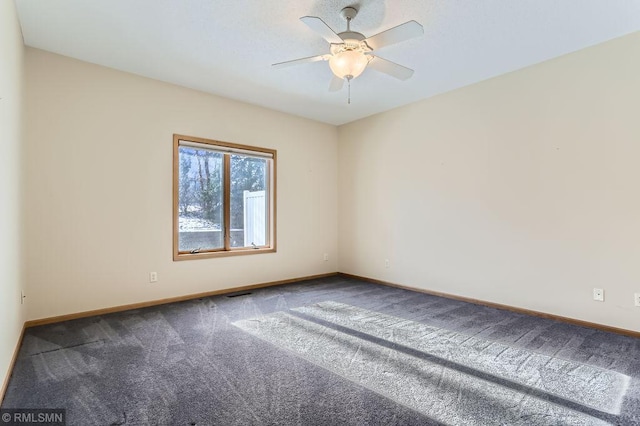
[300,16,343,44]
[364,21,423,51]
[272,55,327,69]
[329,76,344,92]
[368,56,414,80]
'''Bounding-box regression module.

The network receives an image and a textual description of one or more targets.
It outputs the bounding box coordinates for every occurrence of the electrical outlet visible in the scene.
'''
[385,259,390,269]
[634,293,640,307]
[593,288,604,302]
[149,272,158,283]
[323,253,329,261]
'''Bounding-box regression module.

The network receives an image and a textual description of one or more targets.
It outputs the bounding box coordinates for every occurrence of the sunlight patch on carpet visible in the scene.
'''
[295,301,629,415]
[233,302,629,425]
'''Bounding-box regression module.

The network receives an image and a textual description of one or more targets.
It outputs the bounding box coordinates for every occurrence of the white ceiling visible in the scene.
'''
[15,0,640,125]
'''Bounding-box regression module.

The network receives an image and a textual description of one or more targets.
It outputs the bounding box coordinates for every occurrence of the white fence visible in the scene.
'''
[243,190,266,247]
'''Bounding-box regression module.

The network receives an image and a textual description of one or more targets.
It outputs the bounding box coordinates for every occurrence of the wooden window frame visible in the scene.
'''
[173,134,277,261]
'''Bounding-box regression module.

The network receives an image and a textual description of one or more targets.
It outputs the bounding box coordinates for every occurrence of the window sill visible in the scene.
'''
[173,247,276,261]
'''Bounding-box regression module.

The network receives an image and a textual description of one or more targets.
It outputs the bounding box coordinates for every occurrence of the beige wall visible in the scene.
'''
[18,27,640,334]
[24,48,338,320]
[338,32,640,332]
[0,0,26,395]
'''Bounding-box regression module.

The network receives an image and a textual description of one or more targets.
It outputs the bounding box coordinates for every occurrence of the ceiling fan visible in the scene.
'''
[273,7,424,102]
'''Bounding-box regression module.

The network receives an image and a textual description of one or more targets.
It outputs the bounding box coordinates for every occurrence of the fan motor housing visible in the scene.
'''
[338,31,365,42]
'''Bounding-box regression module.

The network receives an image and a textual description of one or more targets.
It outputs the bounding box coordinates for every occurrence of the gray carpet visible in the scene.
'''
[2,275,640,425]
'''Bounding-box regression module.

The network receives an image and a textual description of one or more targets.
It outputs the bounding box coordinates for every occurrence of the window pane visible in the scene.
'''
[230,154,268,248]
[174,135,276,260]
[178,146,223,252]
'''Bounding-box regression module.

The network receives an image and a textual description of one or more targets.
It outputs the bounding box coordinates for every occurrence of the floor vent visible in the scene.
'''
[226,292,252,298]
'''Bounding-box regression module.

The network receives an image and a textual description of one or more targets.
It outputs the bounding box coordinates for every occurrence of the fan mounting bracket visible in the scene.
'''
[340,7,358,22]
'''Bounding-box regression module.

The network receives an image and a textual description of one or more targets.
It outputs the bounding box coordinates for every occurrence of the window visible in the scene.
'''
[173,134,276,260]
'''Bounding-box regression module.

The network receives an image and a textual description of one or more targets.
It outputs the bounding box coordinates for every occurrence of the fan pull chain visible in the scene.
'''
[348,78,351,104]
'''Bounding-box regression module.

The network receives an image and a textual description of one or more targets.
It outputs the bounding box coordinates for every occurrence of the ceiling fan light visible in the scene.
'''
[329,50,369,79]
